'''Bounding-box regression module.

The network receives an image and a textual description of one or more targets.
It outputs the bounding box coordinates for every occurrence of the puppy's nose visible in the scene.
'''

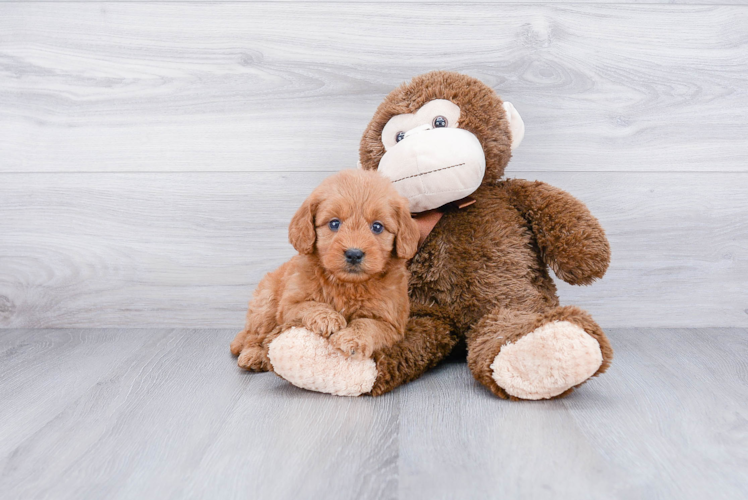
[344,248,365,265]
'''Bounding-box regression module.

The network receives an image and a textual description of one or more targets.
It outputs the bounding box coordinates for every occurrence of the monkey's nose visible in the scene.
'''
[403,124,432,139]
[344,248,365,265]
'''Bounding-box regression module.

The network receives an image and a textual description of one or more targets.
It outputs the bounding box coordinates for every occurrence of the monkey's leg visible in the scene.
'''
[467,306,613,400]
[268,309,457,397]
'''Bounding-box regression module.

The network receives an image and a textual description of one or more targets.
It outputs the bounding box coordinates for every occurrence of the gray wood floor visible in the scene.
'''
[1,328,746,500]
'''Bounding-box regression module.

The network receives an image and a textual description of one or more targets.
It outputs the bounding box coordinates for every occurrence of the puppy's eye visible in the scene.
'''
[396,131,405,143]
[433,116,447,128]
[328,219,341,231]
[371,221,384,234]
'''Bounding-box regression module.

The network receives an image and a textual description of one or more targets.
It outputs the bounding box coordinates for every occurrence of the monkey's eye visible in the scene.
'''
[328,219,341,231]
[371,221,384,234]
[396,131,406,143]
[433,116,448,128]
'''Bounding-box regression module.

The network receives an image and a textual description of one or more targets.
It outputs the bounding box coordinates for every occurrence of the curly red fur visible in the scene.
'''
[230,169,420,369]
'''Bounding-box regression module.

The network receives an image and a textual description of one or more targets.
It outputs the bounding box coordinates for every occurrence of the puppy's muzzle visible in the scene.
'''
[344,248,365,266]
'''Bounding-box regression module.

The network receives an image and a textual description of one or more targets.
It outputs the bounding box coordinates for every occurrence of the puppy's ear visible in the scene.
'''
[395,199,419,259]
[289,194,318,254]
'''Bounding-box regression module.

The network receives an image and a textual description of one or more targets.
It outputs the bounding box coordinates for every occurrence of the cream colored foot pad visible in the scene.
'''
[490,321,602,400]
[268,327,377,397]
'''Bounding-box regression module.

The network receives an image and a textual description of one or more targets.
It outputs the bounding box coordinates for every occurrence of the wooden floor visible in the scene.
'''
[1,328,746,500]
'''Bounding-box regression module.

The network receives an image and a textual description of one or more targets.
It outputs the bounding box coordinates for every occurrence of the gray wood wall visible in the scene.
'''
[1,2,747,329]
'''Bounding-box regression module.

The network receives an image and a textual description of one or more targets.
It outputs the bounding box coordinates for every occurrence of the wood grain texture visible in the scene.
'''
[0,329,161,454]
[0,328,399,500]
[1,3,746,173]
[1,171,746,329]
[8,0,748,4]
[562,328,748,500]
[397,328,748,500]
[1,328,746,499]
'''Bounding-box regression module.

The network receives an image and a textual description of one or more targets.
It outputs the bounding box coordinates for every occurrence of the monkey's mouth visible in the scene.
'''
[389,162,466,184]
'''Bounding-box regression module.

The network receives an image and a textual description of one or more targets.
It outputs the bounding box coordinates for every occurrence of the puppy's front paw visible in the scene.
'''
[330,327,375,359]
[238,346,271,372]
[303,309,347,338]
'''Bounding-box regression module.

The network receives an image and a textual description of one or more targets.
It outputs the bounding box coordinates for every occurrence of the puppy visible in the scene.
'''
[230,169,420,371]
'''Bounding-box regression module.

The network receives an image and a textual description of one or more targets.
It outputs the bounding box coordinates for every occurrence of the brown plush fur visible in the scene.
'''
[359,71,613,398]
[230,169,420,369]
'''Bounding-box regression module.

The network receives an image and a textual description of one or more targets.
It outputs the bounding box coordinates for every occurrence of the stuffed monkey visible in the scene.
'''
[266,71,613,400]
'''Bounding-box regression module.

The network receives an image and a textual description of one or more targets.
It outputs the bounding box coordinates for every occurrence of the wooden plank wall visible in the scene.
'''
[1,3,746,328]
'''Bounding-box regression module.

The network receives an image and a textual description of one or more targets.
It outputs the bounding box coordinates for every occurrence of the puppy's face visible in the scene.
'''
[288,170,419,283]
[314,194,397,283]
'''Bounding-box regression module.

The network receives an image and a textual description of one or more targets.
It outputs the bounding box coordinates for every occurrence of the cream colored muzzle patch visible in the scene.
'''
[378,127,486,213]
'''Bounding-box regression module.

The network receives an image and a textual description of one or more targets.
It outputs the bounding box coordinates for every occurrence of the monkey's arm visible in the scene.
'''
[506,179,610,285]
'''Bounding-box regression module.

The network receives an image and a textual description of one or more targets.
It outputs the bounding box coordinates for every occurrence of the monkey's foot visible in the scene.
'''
[268,327,377,397]
[490,321,603,400]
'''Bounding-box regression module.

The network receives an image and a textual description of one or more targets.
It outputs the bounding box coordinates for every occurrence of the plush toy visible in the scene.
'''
[267,71,613,400]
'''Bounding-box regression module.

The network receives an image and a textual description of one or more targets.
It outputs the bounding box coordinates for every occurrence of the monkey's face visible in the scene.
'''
[378,99,486,213]
[359,72,525,214]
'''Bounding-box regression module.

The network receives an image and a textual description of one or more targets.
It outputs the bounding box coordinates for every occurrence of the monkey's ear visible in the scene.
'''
[289,194,317,254]
[503,102,525,150]
[395,199,419,259]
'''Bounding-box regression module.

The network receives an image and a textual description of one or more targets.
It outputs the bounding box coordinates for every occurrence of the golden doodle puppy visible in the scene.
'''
[230,169,420,371]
